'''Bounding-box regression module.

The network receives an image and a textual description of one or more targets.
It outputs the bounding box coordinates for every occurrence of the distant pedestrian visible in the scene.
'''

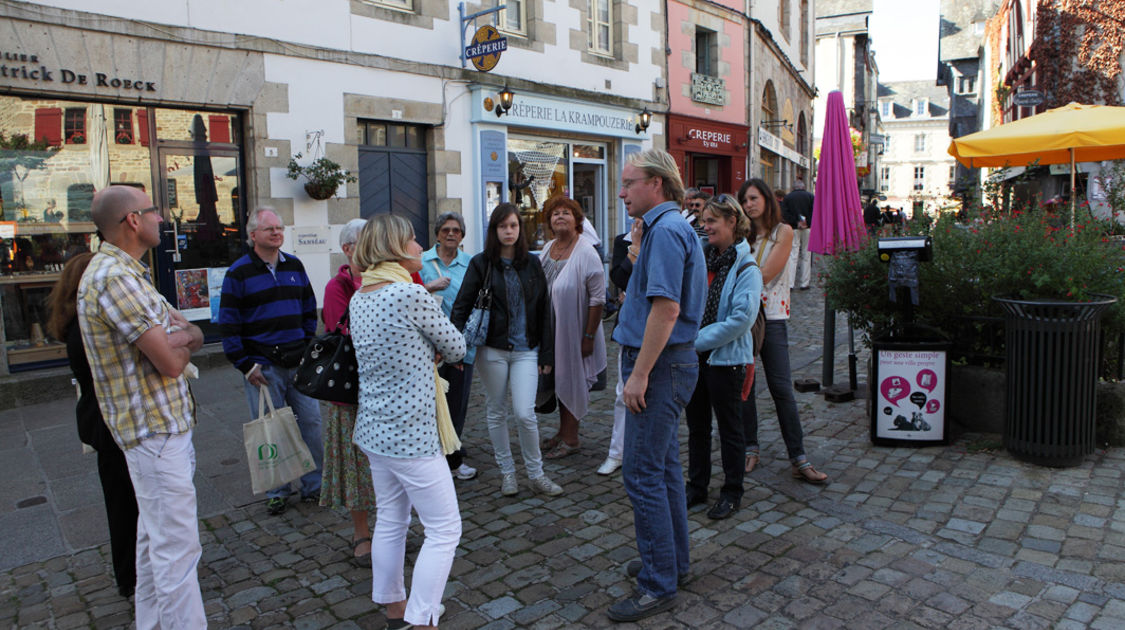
[864,198,882,234]
[419,212,478,482]
[739,178,828,484]
[685,194,762,520]
[77,185,206,627]
[681,188,710,242]
[48,251,138,599]
[610,149,706,622]
[219,206,323,517]
[319,218,376,567]
[450,204,562,497]
[349,214,466,629]
[539,195,607,461]
[783,179,814,290]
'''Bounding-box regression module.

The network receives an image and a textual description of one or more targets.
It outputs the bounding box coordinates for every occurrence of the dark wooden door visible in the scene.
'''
[358,147,429,248]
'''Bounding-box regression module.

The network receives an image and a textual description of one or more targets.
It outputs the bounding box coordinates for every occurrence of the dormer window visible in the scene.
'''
[914,99,927,116]
[880,100,891,118]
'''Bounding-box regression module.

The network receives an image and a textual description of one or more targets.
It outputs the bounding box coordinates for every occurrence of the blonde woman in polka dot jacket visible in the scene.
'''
[349,214,466,630]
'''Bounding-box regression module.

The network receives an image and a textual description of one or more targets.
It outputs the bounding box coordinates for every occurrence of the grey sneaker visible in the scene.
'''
[454,463,478,480]
[501,472,518,496]
[529,474,563,496]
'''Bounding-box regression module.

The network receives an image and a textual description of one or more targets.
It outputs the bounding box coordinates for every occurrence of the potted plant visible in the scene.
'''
[286,153,356,200]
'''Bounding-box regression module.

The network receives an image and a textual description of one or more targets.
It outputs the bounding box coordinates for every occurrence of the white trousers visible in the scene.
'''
[789,228,811,289]
[123,430,206,630]
[476,346,545,478]
[608,347,626,461]
[363,450,461,626]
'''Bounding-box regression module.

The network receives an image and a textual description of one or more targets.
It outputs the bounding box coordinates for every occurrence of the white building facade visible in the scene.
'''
[0,0,663,372]
[876,81,957,217]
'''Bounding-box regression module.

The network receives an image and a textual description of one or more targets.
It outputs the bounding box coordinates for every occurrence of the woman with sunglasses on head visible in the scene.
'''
[684,195,763,519]
[738,178,829,485]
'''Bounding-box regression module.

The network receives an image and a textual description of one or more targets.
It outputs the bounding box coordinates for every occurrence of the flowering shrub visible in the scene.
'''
[823,210,1125,349]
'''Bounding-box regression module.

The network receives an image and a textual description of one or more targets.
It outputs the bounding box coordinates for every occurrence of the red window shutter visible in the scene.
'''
[208,115,230,143]
[34,108,63,146]
[136,109,149,146]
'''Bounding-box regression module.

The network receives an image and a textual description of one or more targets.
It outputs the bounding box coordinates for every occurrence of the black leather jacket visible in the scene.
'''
[450,252,554,367]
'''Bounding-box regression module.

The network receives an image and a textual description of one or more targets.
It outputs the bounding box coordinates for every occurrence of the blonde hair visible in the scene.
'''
[627,149,685,205]
[704,194,752,240]
[353,214,418,271]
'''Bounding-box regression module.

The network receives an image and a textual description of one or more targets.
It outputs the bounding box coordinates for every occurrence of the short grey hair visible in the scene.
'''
[246,206,281,246]
[340,218,368,248]
[792,179,807,191]
[433,212,466,237]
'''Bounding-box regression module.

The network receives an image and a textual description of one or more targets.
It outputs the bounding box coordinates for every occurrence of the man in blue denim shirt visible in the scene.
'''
[608,149,705,622]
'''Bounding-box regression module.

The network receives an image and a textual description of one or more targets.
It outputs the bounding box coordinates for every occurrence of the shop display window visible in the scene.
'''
[508,138,569,251]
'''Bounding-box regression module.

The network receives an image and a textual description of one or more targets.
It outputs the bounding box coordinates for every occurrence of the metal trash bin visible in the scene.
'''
[994,295,1117,467]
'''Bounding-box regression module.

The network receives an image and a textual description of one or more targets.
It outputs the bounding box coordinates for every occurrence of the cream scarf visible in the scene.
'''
[361,261,460,455]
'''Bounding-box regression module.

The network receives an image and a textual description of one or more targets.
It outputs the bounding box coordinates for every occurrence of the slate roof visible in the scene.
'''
[878,80,951,119]
[939,0,1002,61]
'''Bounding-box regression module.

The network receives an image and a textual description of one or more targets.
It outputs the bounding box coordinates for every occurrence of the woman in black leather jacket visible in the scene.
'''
[450,204,561,497]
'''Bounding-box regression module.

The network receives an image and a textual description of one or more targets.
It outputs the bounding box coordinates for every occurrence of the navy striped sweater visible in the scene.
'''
[219,250,318,373]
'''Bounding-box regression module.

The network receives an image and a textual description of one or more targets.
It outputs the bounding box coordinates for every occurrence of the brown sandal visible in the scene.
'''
[792,462,828,484]
[745,453,759,473]
[540,435,561,451]
[543,441,580,459]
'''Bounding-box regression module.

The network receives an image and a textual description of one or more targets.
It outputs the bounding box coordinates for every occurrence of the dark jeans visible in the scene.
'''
[742,320,807,462]
[441,362,474,469]
[686,363,746,502]
[621,343,697,599]
[96,443,138,593]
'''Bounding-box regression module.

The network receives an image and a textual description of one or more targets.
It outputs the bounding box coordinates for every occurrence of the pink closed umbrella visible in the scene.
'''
[810,91,867,255]
[810,91,868,390]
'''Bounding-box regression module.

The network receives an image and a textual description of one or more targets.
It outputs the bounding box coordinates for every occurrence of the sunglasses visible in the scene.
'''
[119,205,159,223]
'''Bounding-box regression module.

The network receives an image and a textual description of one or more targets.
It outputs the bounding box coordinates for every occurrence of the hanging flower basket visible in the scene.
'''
[304,181,338,200]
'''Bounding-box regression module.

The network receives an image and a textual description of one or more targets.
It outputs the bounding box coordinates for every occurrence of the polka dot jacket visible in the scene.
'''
[349,282,467,458]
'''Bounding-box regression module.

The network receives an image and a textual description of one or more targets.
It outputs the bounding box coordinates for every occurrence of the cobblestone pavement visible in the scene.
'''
[3,277,1125,629]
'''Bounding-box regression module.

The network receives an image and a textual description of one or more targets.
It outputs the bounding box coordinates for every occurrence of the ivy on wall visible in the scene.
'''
[1030,0,1125,108]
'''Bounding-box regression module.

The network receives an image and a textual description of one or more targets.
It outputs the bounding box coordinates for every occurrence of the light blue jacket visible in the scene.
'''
[694,239,762,366]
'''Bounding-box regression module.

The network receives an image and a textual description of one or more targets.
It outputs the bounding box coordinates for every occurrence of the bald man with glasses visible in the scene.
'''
[78,185,206,628]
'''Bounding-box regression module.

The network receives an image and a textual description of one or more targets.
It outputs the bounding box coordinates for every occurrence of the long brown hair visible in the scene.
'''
[46,252,95,341]
[484,203,529,265]
[738,178,782,242]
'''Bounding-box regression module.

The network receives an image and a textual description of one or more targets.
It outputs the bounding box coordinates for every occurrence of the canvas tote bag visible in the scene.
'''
[243,387,316,494]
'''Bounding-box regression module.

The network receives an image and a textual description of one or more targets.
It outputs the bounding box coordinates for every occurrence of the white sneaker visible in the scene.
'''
[501,472,518,496]
[454,463,478,480]
[597,457,622,476]
[529,474,564,496]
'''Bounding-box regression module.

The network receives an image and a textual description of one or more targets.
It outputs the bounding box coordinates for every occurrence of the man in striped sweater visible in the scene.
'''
[220,206,323,516]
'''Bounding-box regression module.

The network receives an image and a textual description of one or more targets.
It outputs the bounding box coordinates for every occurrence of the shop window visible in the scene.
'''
[587,0,612,56]
[114,108,134,144]
[508,138,569,251]
[499,0,525,35]
[208,115,231,143]
[33,108,62,146]
[572,144,604,159]
[64,108,86,145]
[695,27,716,77]
[913,166,925,191]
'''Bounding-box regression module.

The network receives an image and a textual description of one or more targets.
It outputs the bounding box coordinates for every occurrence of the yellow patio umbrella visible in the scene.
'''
[948,102,1125,225]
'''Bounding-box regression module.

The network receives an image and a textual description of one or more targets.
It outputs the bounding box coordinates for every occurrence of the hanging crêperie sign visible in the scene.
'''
[466,25,507,72]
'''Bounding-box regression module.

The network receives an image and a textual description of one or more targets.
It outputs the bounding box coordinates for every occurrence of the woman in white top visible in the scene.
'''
[349,214,467,630]
[737,178,829,485]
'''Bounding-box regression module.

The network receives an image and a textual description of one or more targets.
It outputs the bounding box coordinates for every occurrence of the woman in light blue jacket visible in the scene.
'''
[684,194,763,521]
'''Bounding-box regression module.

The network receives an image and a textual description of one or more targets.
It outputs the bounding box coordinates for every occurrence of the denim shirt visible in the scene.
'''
[694,239,762,366]
[612,201,706,348]
[420,246,476,364]
[501,258,530,351]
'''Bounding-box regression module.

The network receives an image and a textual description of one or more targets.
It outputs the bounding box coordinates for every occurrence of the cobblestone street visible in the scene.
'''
[3,282,1125,629]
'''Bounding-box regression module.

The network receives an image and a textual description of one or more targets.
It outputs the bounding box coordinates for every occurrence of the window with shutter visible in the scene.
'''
[34,108,63,146]
[136,109,150,146]
[64,108,87,144]
[114,108,134,144]
[208,115,231,143]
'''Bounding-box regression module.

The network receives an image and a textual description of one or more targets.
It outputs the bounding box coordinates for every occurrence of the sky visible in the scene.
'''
[869,0,941,82]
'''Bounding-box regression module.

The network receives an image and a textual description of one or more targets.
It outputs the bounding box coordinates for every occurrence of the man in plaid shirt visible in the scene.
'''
[78,185,206,629]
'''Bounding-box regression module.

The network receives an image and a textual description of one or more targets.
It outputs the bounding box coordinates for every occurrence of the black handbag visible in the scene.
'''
[293,309,359,404]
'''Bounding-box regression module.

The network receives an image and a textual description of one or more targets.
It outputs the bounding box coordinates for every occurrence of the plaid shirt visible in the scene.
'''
[77,243,195,450]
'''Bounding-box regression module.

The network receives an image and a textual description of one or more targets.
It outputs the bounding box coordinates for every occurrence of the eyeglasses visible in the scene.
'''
[119,206,159,223]
[621,176,653,190]
[438,227,463,235]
